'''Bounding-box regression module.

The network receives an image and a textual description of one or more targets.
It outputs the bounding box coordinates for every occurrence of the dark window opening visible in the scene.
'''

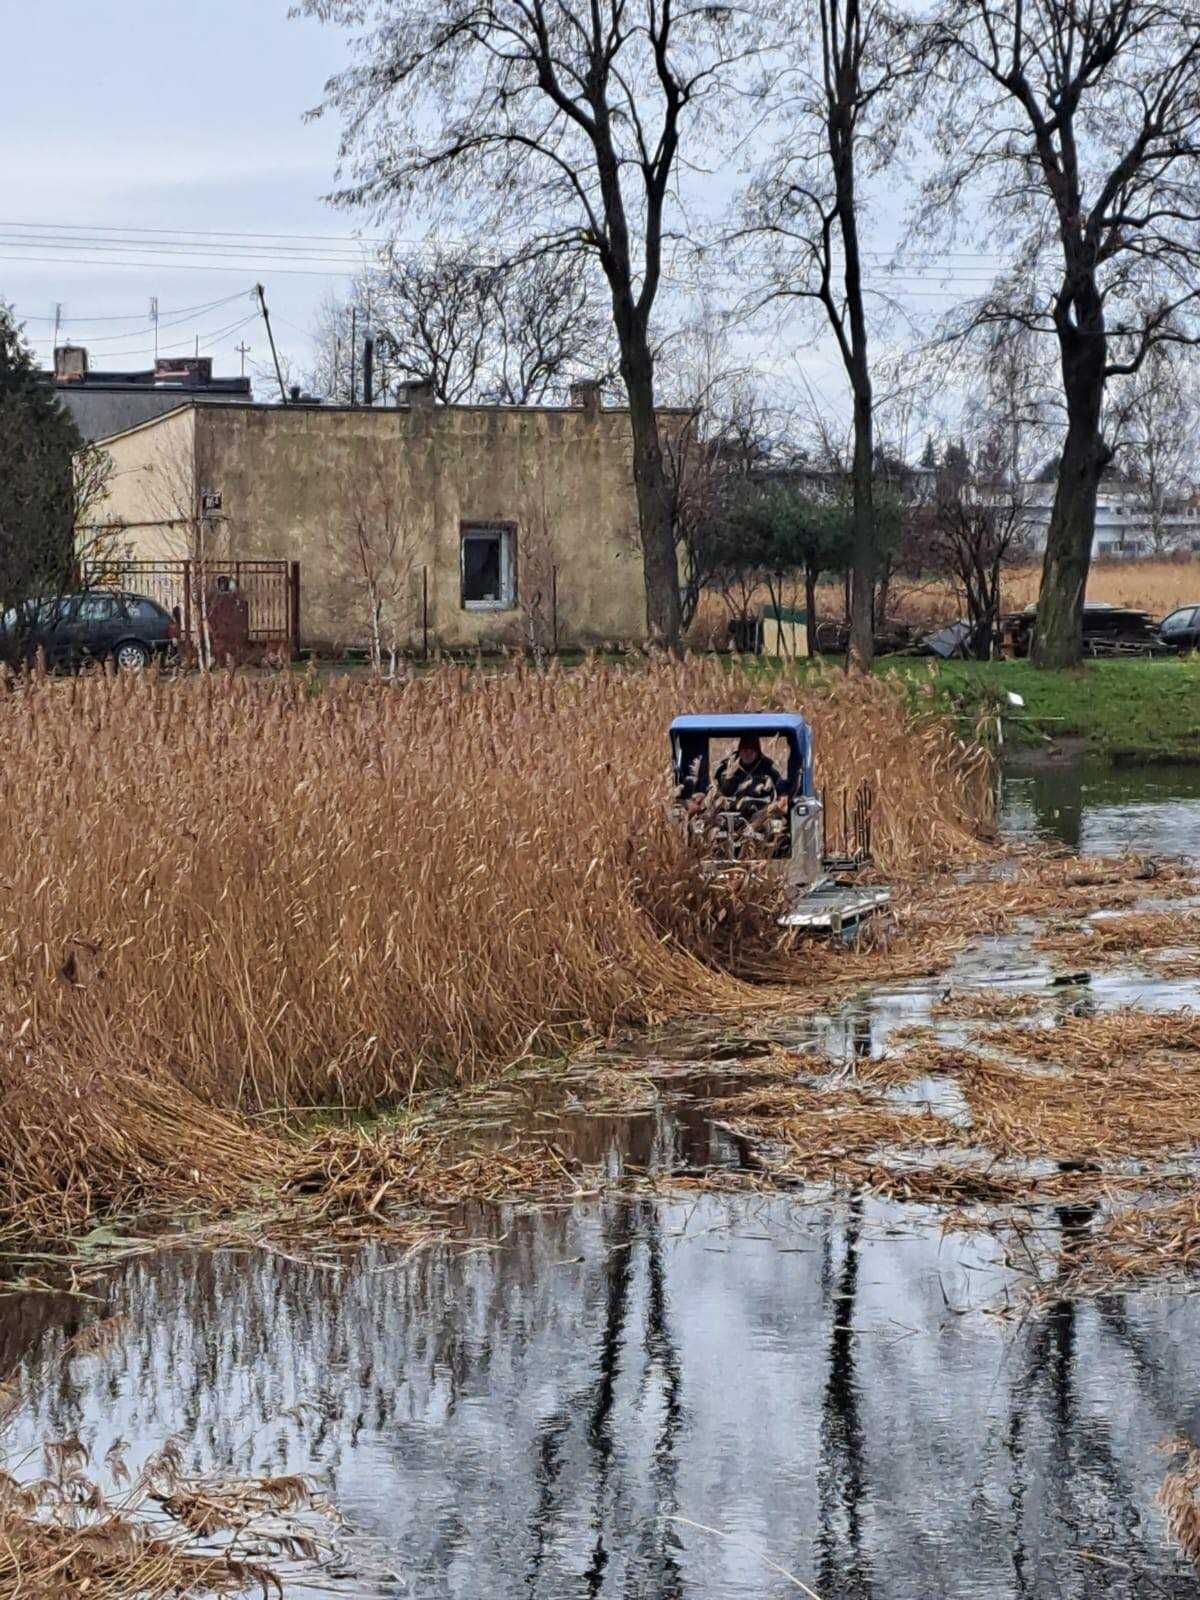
[461,523,515,609]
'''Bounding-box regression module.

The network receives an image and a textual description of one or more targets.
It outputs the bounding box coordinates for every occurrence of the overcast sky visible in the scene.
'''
[1,0,365,389]
[1,0,987,431]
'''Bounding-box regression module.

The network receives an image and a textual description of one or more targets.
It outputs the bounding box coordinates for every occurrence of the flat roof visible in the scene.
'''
[89,395,692,448]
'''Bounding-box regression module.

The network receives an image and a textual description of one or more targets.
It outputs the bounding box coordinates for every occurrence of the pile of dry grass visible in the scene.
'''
[1159,1440,1200,1569]
[0,1430,338,1597]
[282,1115,586,1234]
[0,658,994,1246]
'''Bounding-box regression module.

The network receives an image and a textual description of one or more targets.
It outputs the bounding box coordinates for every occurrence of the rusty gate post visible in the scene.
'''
[289,562,301,658]
[182,559,193,654]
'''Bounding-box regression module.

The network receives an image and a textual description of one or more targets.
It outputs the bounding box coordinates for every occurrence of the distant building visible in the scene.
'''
[49,344,252,442]
[1016,482,1200,558]
[81,382,675,653]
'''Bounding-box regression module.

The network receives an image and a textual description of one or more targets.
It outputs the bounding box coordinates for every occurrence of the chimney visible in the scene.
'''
[570,378,602,418]
[400,378,435,410]
[54,345,88,384]
[155,356,212,387]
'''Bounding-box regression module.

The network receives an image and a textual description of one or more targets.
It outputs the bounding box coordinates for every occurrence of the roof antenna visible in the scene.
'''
[255,283,289,405]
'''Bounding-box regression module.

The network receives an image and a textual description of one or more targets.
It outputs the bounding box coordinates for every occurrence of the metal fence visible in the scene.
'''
[81,559,300,653]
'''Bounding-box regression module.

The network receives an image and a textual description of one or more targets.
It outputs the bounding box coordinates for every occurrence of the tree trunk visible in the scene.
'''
[847,388,876,672]
[1032,309,1109,668]
[615,311,680,649]
[805,559,819,658]
[876,551,891,629]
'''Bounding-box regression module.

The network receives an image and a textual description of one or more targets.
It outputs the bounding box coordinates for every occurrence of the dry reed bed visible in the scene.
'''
[0,658,994,1248]
[689,560,1200,643]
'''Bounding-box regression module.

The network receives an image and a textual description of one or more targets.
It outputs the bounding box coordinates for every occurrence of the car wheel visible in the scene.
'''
[114,640,151,672]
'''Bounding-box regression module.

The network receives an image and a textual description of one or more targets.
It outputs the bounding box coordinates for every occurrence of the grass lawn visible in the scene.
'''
[875,656,1200,761]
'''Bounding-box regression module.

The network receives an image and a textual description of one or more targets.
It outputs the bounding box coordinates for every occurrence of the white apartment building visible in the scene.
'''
[1018,483,1200,558]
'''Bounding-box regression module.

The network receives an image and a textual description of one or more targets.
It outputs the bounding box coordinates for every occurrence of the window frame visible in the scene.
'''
[74,594,124,626]
[459,520,518,612]
[124,596,167,623]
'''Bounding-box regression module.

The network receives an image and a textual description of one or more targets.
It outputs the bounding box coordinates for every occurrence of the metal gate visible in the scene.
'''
[80,559,300,653]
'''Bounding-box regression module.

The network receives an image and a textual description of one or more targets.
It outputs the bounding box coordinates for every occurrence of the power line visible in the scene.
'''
[72,312,260,362]
[0,250,358,279]
[0,217,1027,264]
[14,290,249,329]
[0,219,395,247]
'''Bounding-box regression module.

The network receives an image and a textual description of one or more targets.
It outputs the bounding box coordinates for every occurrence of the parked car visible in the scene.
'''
[0,591,177,671]
[1156,605,1200,653]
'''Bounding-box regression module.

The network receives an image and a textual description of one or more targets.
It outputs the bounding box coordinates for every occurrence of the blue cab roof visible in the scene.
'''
[669,713,809,737]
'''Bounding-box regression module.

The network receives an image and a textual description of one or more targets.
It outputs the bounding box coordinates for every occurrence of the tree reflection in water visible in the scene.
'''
[2,1192,1199,1597]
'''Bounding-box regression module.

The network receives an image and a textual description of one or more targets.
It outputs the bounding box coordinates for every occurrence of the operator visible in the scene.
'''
[686,733,788,818]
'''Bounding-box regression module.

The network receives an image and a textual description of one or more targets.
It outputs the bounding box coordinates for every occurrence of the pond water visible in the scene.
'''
[1001,747,1200,857]
[4,755,1200,1599]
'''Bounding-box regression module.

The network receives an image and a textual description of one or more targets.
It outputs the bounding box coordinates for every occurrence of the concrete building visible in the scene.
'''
[1017,481,1200,558]
[84,383,665,652]
[50,345,252,442]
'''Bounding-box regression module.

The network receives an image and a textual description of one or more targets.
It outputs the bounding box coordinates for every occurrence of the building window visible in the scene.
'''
[461,522,516,610]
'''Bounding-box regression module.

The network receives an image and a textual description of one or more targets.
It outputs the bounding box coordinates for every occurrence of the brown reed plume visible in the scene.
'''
[0,657,993,1244]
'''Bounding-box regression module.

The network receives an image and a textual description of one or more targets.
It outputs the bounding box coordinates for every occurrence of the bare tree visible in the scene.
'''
[511,492,559,662]
[744,0,917,671]
[340,248,617,406]
[1108,342,1200,554]
[927,0,1200,666]
[296,0,767,647]
[926,451,1031,658]
[139,426,226,669]
[656,309,804,630]
[337,447,423,675]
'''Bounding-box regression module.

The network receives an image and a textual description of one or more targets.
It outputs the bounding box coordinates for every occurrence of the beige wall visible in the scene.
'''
[84,405,199,563]
[88,399,658,652]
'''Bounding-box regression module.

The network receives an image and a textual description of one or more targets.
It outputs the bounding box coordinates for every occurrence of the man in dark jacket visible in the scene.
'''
[713,733,787,814]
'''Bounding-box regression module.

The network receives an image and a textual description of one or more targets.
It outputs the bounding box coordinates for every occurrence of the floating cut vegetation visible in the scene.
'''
[0,659,994,1246]
[717,999,1200,1209]
[1159,1440,1200,1569]
[0,1427,339,1597]
[1034,909,1200,962]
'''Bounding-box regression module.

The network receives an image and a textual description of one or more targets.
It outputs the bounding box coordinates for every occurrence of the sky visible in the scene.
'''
[0,0,368,391]
[0,0,990,429]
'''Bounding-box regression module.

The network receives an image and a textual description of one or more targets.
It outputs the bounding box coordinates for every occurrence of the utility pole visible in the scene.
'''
[150,296,159,361]
[235,341,251,377]
[51,302,62,352]
[349,306,357,406]
[363,331,375,407]
[254,282,289,405]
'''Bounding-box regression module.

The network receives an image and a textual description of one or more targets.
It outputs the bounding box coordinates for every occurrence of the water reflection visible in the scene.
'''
[1002,750,1200,856]
[4,1195,1199,1598]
